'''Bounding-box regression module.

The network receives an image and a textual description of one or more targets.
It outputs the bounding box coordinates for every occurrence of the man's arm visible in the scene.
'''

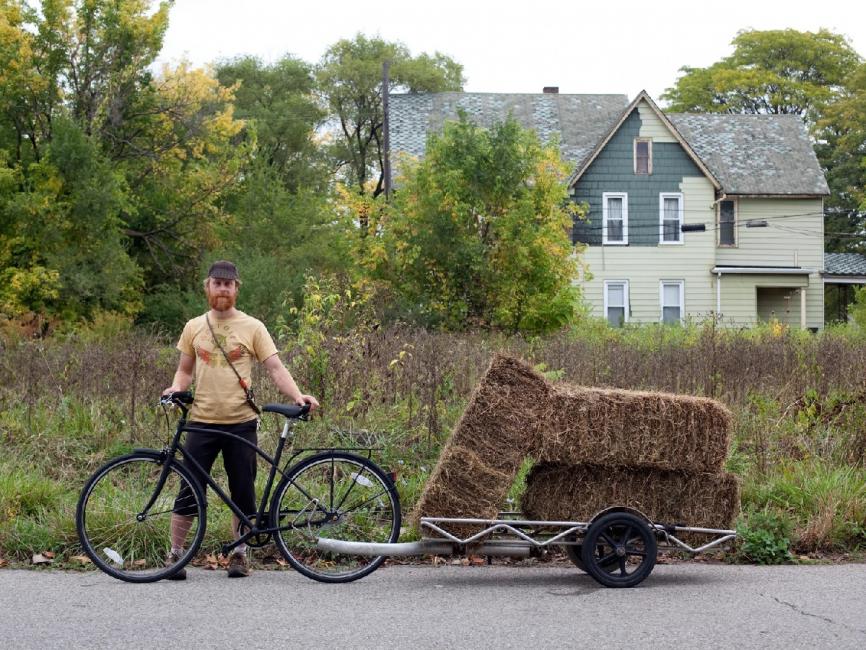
[263,354,319,410]
[162,352,195,395]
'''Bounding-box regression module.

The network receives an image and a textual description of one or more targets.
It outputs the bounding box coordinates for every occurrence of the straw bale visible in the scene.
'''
[411,355,550,532]
[521,463,741,531]
[536,385,733,473]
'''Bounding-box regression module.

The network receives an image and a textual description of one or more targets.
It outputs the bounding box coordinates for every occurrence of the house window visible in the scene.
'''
[719,199,737,246]
[659,193,683,244]
[604,280,629,326]
[634,139,652,175]
[660,280,684,324]
[602,192,628,244]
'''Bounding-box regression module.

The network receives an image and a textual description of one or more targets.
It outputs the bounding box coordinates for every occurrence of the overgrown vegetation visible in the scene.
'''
[2,320,865,565]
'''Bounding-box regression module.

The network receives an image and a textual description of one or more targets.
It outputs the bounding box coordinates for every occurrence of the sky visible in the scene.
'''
[157,0,866,102]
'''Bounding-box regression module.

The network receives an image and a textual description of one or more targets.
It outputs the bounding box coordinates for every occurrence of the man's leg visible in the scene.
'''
[222,419,258,577]
[170,427,220,552]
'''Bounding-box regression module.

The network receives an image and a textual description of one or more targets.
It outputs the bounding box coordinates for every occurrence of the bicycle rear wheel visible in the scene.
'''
[76,451,206,582]
[271,451,400,583]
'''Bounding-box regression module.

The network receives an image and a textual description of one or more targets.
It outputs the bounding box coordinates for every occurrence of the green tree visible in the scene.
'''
[817,62,866,254]
[0,119,141,324]
[662,29,860,121]
[360,115,583,333]
[215,55,325,192]
[317,34,463,199]
[662,28,865,253]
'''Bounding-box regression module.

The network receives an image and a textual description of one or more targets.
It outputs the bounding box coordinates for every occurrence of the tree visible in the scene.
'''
[317,34,463,199]
[662,29,861,121]
[662,29,865,253]
[0,119,142,324]
[215,55,326,192]
[817,63,866,254]
[359,115,583,333]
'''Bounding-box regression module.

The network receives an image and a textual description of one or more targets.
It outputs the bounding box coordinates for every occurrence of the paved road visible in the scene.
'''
[2,563,865,649]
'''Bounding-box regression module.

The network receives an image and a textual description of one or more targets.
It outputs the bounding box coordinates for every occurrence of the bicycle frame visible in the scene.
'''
[143,403,376,555]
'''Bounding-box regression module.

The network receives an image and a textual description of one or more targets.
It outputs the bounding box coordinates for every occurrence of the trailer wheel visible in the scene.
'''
[581,512,657,588]
[564,535,585,572]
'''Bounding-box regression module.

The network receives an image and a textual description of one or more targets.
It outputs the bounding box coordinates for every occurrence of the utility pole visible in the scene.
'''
[382,60,392,199]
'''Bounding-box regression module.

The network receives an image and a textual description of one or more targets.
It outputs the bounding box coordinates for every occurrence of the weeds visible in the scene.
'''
[2,321,866,563]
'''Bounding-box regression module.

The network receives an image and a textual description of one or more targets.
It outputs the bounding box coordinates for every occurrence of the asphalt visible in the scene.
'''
[2,563,865,649]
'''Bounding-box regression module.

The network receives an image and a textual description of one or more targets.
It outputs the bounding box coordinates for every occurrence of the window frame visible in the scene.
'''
[659,280,685,324]
[658,192,684,245]
[602,192,628,245]
[604,279,630,326]
[634,138,652,175]
[717,198,738,248]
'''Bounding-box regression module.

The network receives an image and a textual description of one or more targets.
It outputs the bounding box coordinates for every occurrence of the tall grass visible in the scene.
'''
[1,320,865,562]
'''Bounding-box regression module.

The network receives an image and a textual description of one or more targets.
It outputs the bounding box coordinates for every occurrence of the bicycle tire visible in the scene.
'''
[271,451,400,583]
[76,450,207,583]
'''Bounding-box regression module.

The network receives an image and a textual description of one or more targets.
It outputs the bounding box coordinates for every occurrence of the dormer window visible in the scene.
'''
[634,138,652,175]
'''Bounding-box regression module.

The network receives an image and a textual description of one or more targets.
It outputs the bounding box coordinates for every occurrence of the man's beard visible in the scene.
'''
[207,289,236,312]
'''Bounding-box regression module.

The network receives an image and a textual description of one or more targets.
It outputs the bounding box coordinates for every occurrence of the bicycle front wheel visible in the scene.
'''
[76,451,206,582]
[271,451,401,583]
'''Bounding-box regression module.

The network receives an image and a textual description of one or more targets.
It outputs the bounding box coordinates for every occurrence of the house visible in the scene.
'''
[823,253,866,322]
[387,89,831,328]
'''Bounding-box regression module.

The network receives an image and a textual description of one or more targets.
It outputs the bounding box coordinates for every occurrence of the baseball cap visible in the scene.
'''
[207,260,239,281]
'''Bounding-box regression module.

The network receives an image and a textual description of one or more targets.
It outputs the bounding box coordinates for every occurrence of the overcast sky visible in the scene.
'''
[157,0,866,103]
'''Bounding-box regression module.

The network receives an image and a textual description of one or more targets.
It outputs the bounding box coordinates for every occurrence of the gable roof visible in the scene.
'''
[388,91,628,171]
[387,91,831,198]
[566,90,721,190]
[668,113,830,196]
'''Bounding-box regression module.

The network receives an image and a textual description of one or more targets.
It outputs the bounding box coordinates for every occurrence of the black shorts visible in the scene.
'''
[173,419,258,517]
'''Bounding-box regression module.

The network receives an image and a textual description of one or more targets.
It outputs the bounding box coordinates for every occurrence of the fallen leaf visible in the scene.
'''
[43,551,55,559]
[132,559,147,567]
[275,558,288,567]
[31,554,53,565]
[470,556,486,566]
[70,555,92,565]
[460,558,470,566]
[0,557,8,568]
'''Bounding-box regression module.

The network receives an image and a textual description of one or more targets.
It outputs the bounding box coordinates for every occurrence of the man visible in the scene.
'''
[162,260,319,579]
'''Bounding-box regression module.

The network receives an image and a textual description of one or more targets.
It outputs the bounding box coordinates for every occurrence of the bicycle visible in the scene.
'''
[75,391,401,584]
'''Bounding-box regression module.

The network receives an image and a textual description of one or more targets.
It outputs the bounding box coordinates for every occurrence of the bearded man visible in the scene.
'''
[162,260,318,579]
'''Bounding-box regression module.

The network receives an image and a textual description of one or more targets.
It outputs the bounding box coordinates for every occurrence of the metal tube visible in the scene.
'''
[315,538,532,558]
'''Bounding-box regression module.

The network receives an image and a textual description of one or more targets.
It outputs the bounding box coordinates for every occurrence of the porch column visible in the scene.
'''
[800,287,807,329]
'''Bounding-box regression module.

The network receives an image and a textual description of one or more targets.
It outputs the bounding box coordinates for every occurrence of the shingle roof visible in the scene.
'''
[388,92,629,170]
[668,113,829,196]
[824,253,866,276]
[388,92,830,197]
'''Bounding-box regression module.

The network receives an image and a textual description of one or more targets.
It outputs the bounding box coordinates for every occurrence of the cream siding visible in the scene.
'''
[637,101,677,143]
[579,175,717,322]
[715,198,824,328]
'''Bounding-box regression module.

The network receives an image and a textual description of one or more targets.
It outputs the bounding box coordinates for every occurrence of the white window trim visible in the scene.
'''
[602,192,628,245]
[717,198,738,247]
[604,279,630,325]
[659,192,684,245]
[659,280,685,324]
[634,138,652,175]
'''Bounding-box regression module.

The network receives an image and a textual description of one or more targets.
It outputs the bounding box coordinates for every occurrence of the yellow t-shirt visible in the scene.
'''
[177,311,279,424]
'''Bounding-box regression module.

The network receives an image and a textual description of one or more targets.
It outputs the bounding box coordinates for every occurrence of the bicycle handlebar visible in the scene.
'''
[160,391,194,406]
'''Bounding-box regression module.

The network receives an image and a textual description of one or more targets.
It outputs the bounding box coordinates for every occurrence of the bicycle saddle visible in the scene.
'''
[262,403,311,418]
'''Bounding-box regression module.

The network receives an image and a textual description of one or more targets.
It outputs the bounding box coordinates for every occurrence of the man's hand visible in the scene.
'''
[297,394,320,411]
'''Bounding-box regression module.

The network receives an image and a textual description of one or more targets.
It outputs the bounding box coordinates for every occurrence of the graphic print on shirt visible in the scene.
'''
[195,329,249,368]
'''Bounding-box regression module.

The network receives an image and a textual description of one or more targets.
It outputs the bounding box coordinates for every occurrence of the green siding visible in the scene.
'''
[572,109,704,246]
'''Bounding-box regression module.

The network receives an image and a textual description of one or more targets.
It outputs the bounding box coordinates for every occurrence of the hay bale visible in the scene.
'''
[537,385,733,473]
[521,463,741,531]
[411,355,550,532]
[413,354,735,537]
